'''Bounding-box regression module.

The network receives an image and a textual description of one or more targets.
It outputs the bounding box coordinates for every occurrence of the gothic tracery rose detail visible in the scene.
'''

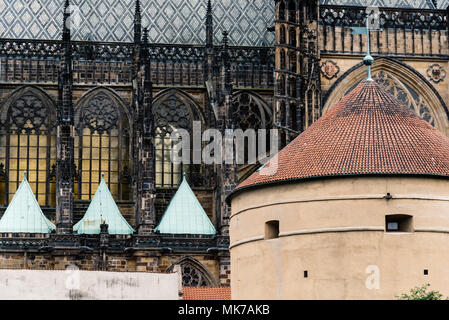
[82,93,119,134]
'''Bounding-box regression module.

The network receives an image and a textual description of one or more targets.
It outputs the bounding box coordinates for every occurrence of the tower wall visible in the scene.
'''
[230,176,449,299]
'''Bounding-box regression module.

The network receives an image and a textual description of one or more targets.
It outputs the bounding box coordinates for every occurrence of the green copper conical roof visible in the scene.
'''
[155,174,216,235]
[73,174,134,235]
[0,172,55,233]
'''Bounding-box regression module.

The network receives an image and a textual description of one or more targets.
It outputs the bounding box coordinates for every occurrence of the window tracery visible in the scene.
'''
[154,92,199,188]
[167,258,215,287]
[232,93,270,131]
[0,88,57,206]
[74,91,130,200]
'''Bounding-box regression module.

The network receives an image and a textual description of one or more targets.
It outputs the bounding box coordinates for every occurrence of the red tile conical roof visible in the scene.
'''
[234,80,449,194]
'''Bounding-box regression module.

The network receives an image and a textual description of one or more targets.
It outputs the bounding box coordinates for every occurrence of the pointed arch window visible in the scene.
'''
[278,0,286,20]
[74,90,131,201]
[153,91,203,188]
[0,87,57,206]
[167,258,216,287]
[280,25,286,44]
[232,92,273,164]
[289,28,297,47]
[288,0,297,22]
[280,50,286,69]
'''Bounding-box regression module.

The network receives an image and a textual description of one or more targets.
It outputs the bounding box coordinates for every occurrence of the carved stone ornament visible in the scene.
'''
[321,60,340,80]
[427,64,446,83]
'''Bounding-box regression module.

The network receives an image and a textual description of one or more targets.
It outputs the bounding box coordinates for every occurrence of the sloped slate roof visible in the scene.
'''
[0,1,441,45]
[0,0,274,45]
[0,172,55,233]
[155,174,216,235]
[73,175,134,235]
[234,80,449,194]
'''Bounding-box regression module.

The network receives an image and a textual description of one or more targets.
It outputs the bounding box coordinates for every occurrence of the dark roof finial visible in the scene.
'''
[207,0,212,13]
[143,27,149,44]
[62,0,71,41]
[134,0,142,44]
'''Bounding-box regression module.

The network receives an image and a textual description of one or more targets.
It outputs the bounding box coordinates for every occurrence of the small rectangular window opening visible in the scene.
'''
[265,220,279,240]
[304,270,308,278]
[424,269,429,275]
[385,215,413,233]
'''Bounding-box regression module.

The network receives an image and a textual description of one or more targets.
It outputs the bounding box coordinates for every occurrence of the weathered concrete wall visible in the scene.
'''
[0,269,181,300]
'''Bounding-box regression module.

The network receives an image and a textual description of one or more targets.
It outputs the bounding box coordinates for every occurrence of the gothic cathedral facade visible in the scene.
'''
[0,0,448,288]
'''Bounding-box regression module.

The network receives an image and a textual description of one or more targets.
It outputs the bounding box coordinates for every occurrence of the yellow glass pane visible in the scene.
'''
[49,147,57,159]
[101,148,110,159]
[82,136,91,147]
[82,147,91,158]
[156,173,162,185]
[163,160,172,171]
[39,135,48,146]
[92,135,100,147]
[110,138,119,148]
[9,135,18,146]
[81,171,90,181]
[156,150,163,161]
[101,135,109,146]
[28,160,37,170]
[10,147,18,156]
[81,184,90,194]
[110,161,118,172]
[83,128,91,136]
[92,148,99,159]
[19,159,28,170]
[110,148,119,160]
[28,171,37,182]
[38,171,47,181]
[163,173,172,185]
[9,161,17,170]
[19,135,28,145]
[29,147,38,158]
[8,180,16,190]
[110,173,119,183]
[49,183,56,206]
[38,159,47,170]
[39,148,47,158]
[82,160,90,171]
[91,171,100,182]
[29,135,38,147]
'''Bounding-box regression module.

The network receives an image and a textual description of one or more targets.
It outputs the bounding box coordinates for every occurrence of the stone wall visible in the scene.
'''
[0,269,181,300]
[0,251,222,285]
